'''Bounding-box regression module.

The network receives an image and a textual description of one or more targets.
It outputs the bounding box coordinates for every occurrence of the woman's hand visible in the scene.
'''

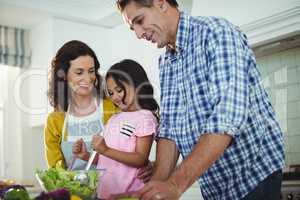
[92,135,109,154]
[138,160,154,183]
[72,138,89,160]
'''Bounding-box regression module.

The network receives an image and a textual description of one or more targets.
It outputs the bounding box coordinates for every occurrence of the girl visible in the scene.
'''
[45,40,118,170]
[73,59,159,199]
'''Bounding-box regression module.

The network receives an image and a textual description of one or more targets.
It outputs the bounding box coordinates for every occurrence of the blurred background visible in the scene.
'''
[0,0,299,199]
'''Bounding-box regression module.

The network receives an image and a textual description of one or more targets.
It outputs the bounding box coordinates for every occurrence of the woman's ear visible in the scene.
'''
[57,69,67,80]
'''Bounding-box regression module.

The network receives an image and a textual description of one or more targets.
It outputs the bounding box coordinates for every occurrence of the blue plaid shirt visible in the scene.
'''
[158,13,285,200]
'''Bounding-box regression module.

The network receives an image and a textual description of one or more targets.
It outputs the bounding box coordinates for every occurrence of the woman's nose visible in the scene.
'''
[82,72,93,82]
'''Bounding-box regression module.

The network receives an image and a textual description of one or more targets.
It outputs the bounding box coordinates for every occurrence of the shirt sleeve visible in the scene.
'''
[134,111,158,137]
[157,55,175,141]
[202,21,251,137]
[44,112,65,168]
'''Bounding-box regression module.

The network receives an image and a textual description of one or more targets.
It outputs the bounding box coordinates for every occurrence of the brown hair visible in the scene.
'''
[47,40,102,111]
[106,59,159,118]
[117,0,178,12]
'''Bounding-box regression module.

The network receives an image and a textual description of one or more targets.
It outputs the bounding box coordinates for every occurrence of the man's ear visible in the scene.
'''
[153,0,168,12]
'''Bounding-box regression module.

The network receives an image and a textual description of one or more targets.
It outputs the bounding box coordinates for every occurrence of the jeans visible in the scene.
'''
[242,169,282,200]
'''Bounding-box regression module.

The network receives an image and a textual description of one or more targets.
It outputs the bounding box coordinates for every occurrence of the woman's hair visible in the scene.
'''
[47,40,102,111]
[105,59,159,116]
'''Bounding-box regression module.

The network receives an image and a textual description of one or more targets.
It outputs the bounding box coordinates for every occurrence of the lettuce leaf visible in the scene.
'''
[35,166,100,200]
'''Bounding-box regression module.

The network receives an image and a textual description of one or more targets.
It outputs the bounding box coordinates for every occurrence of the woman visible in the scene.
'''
[45,40,118,169]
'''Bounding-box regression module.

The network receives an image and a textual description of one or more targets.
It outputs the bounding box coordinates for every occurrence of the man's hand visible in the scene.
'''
[134,180,181,200]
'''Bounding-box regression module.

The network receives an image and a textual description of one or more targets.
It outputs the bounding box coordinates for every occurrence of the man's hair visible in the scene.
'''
[117,0,178,11]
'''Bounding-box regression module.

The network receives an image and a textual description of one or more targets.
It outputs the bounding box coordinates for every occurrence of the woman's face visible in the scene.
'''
[106,77,136,111]
[67,55,96,97]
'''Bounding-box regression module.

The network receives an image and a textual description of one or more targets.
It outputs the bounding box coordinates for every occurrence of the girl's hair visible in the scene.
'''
[105,59,159,116]
[47,40,102,111]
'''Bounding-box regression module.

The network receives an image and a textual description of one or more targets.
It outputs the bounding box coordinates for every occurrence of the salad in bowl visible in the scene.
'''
[35,166,103,200]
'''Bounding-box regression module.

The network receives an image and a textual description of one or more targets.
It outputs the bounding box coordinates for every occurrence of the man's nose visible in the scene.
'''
[134,26,145,39]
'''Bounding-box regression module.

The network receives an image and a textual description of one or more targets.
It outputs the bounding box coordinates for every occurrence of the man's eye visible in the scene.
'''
[136,19,143,25]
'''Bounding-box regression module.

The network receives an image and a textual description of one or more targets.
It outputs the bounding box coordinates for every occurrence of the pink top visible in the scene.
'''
[97,110,158,199]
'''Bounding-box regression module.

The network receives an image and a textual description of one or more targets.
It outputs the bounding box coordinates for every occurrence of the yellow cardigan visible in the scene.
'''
[44,99,118,168]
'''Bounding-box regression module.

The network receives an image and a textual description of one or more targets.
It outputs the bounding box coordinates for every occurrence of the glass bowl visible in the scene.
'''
[36,167,105,200]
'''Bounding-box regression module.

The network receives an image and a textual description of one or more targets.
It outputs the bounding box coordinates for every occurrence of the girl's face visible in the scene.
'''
[67,55,96,97]
[106,77,137,111]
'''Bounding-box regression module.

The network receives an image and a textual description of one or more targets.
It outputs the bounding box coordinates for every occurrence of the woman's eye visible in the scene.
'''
[75,71,82,75]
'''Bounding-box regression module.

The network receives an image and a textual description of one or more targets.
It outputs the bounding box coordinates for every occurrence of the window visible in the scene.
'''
[0,64,20,177]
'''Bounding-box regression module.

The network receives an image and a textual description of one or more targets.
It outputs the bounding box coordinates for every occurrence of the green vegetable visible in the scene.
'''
[4,188,31,200]
[36,166,100,200]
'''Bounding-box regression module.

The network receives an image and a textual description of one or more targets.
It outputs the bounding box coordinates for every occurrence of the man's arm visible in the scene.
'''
[151,138,180,181]
[168,133,232,194]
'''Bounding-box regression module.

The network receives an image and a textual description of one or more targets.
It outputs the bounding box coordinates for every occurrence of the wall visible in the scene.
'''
[52,18,110,65]
[257,47,300,165]
[192,0,300,46]
[192,0,297,26]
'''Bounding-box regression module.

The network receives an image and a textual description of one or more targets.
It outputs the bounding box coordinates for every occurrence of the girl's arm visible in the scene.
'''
[92,135,153,168]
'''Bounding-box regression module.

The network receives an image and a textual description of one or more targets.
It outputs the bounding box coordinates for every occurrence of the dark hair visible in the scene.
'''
[117,0,178,11]
[105,59,159,116]
[47,40,102,111]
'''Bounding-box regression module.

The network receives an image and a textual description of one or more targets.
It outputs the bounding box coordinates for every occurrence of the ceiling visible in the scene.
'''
[0,0,194,29]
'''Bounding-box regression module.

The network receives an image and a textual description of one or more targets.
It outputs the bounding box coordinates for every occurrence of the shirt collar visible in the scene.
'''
[165,12,190,57]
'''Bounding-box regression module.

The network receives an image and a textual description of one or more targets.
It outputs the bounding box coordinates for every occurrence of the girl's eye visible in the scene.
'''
[89,69,95,73]
[116,88,123,93]
[75,71,83,75]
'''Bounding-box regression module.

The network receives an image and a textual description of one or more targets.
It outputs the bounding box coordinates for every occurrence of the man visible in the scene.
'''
[116,0,285,199]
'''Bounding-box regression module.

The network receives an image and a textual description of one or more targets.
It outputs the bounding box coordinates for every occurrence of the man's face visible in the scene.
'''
[122,1,169,49]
